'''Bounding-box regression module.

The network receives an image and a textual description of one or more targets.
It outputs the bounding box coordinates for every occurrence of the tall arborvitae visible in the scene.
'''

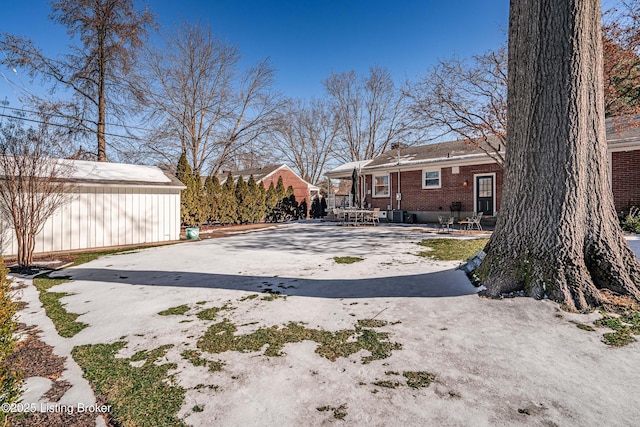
[311,197,321,218]
[247,175,265,223]
[176,152,204,226]
[219,172,238,225]
[175,151,192,225]
[258,182,267,222]
[299,199,308,219]
[281,194,299,220]
[204,174,222,224]
[275,176,286,201]
[235,175,251,224]
[285,185,295,198]
[193,171,207,225]
[265,181,279,219]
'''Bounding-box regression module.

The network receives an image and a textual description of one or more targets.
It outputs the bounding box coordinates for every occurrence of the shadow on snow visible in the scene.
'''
[55,267,477,299]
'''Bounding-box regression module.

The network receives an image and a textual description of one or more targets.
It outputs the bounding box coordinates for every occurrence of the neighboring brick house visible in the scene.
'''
[220,164,319,205]
[326,118,640,223]
[608,118,640,211]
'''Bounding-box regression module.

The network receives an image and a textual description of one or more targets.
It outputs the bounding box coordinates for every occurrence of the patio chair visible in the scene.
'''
[469,212,483,231]
[438,215,454,233]
[364,208,380,226]
[333,208,346,224]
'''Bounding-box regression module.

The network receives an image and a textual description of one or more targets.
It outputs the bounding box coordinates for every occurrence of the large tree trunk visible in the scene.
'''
[478,0,640,311]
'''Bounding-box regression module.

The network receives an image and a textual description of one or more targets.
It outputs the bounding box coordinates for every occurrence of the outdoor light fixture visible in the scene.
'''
[462,179,469,187]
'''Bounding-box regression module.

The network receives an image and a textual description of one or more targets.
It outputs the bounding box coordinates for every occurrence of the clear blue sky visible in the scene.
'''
[0,0,509,106]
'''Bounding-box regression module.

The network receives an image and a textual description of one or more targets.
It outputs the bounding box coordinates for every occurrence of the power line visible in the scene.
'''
[2,105,156,133]
[0,112,152,143]
[1,42,148,101]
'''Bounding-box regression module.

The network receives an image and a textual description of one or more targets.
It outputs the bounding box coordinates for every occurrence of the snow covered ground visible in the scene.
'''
[16,223,640,426]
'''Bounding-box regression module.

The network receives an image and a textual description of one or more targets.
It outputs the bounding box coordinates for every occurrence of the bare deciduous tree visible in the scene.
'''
[139,22,281,175]
[270,98,339,184]
[478,0,640,311]
[408,1,639,165]
[0,0,154,162]
[409,48,507,165]
[0,117,73,268]
[324,67,414,162]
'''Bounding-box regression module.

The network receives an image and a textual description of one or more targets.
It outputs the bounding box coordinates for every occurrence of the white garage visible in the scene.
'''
[0,160,185,256]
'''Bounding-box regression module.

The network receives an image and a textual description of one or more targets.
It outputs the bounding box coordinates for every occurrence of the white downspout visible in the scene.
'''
[397,168,401,210]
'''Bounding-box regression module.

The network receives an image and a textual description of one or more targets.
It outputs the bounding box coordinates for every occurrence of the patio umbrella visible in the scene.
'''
[351,168,359,208]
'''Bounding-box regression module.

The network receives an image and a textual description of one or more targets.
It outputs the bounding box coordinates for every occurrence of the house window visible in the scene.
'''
[373,174,389,197]
[423,169,441,189]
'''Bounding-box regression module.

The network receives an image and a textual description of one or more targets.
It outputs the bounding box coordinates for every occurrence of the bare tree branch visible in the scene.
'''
[408,48,507,166]
[324,67,415,162]
[137,22,281,175]
[270,98,339,184]
[0,0,154,161]
[0,116,73,267]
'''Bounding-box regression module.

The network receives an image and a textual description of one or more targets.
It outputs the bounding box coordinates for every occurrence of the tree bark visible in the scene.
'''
[479,0,640,311]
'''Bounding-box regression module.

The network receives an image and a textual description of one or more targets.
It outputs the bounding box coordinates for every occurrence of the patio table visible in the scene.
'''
[343,208,375,226]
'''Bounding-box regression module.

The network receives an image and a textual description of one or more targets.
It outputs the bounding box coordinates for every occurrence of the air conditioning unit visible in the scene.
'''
[391,210,405,223]
[378,210,387,219]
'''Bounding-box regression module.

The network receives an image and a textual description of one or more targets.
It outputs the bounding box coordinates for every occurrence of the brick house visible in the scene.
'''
[326,118,640,223]
[220,164,319,205]
[608,118,640,211]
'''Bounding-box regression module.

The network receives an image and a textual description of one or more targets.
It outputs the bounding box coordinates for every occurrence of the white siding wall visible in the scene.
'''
[0,186,181,256]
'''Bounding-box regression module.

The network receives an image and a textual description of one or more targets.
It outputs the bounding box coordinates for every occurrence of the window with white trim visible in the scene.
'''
[423,169,441,189]
[373,174,389,197]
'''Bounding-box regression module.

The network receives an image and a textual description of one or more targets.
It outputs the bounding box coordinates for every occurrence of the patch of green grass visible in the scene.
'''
[238,294,259,302]
[358,319,388,328]
[602,331,636,346]
[261,293,286,302]
[575,323,595,332]
[196,304,234,321]
[68,244,178,267]
[594,310,640,346]
[193,384,220,391]
[72,341,186,427]
[192,405,204,413]
[197,320,401,363]
[416,238,489,261]
[372,380,401,389]
[181,349,225,373]
[333,256,364,264]
[158,304,190,316]
[33,274,87,338]
[316,404,348,420]
[403,371,436,389]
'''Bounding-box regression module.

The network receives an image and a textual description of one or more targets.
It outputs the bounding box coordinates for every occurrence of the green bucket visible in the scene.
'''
[186,227,200,240]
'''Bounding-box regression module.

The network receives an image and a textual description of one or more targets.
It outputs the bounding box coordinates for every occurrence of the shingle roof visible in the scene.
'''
[364,139,499,169]
[606,115,640,143]
[324,160,373,178]
[218,164,283,182]
[217,164,319,191]
[0,157,185,188]
[343,116,640,173]
[68,159,184,187]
